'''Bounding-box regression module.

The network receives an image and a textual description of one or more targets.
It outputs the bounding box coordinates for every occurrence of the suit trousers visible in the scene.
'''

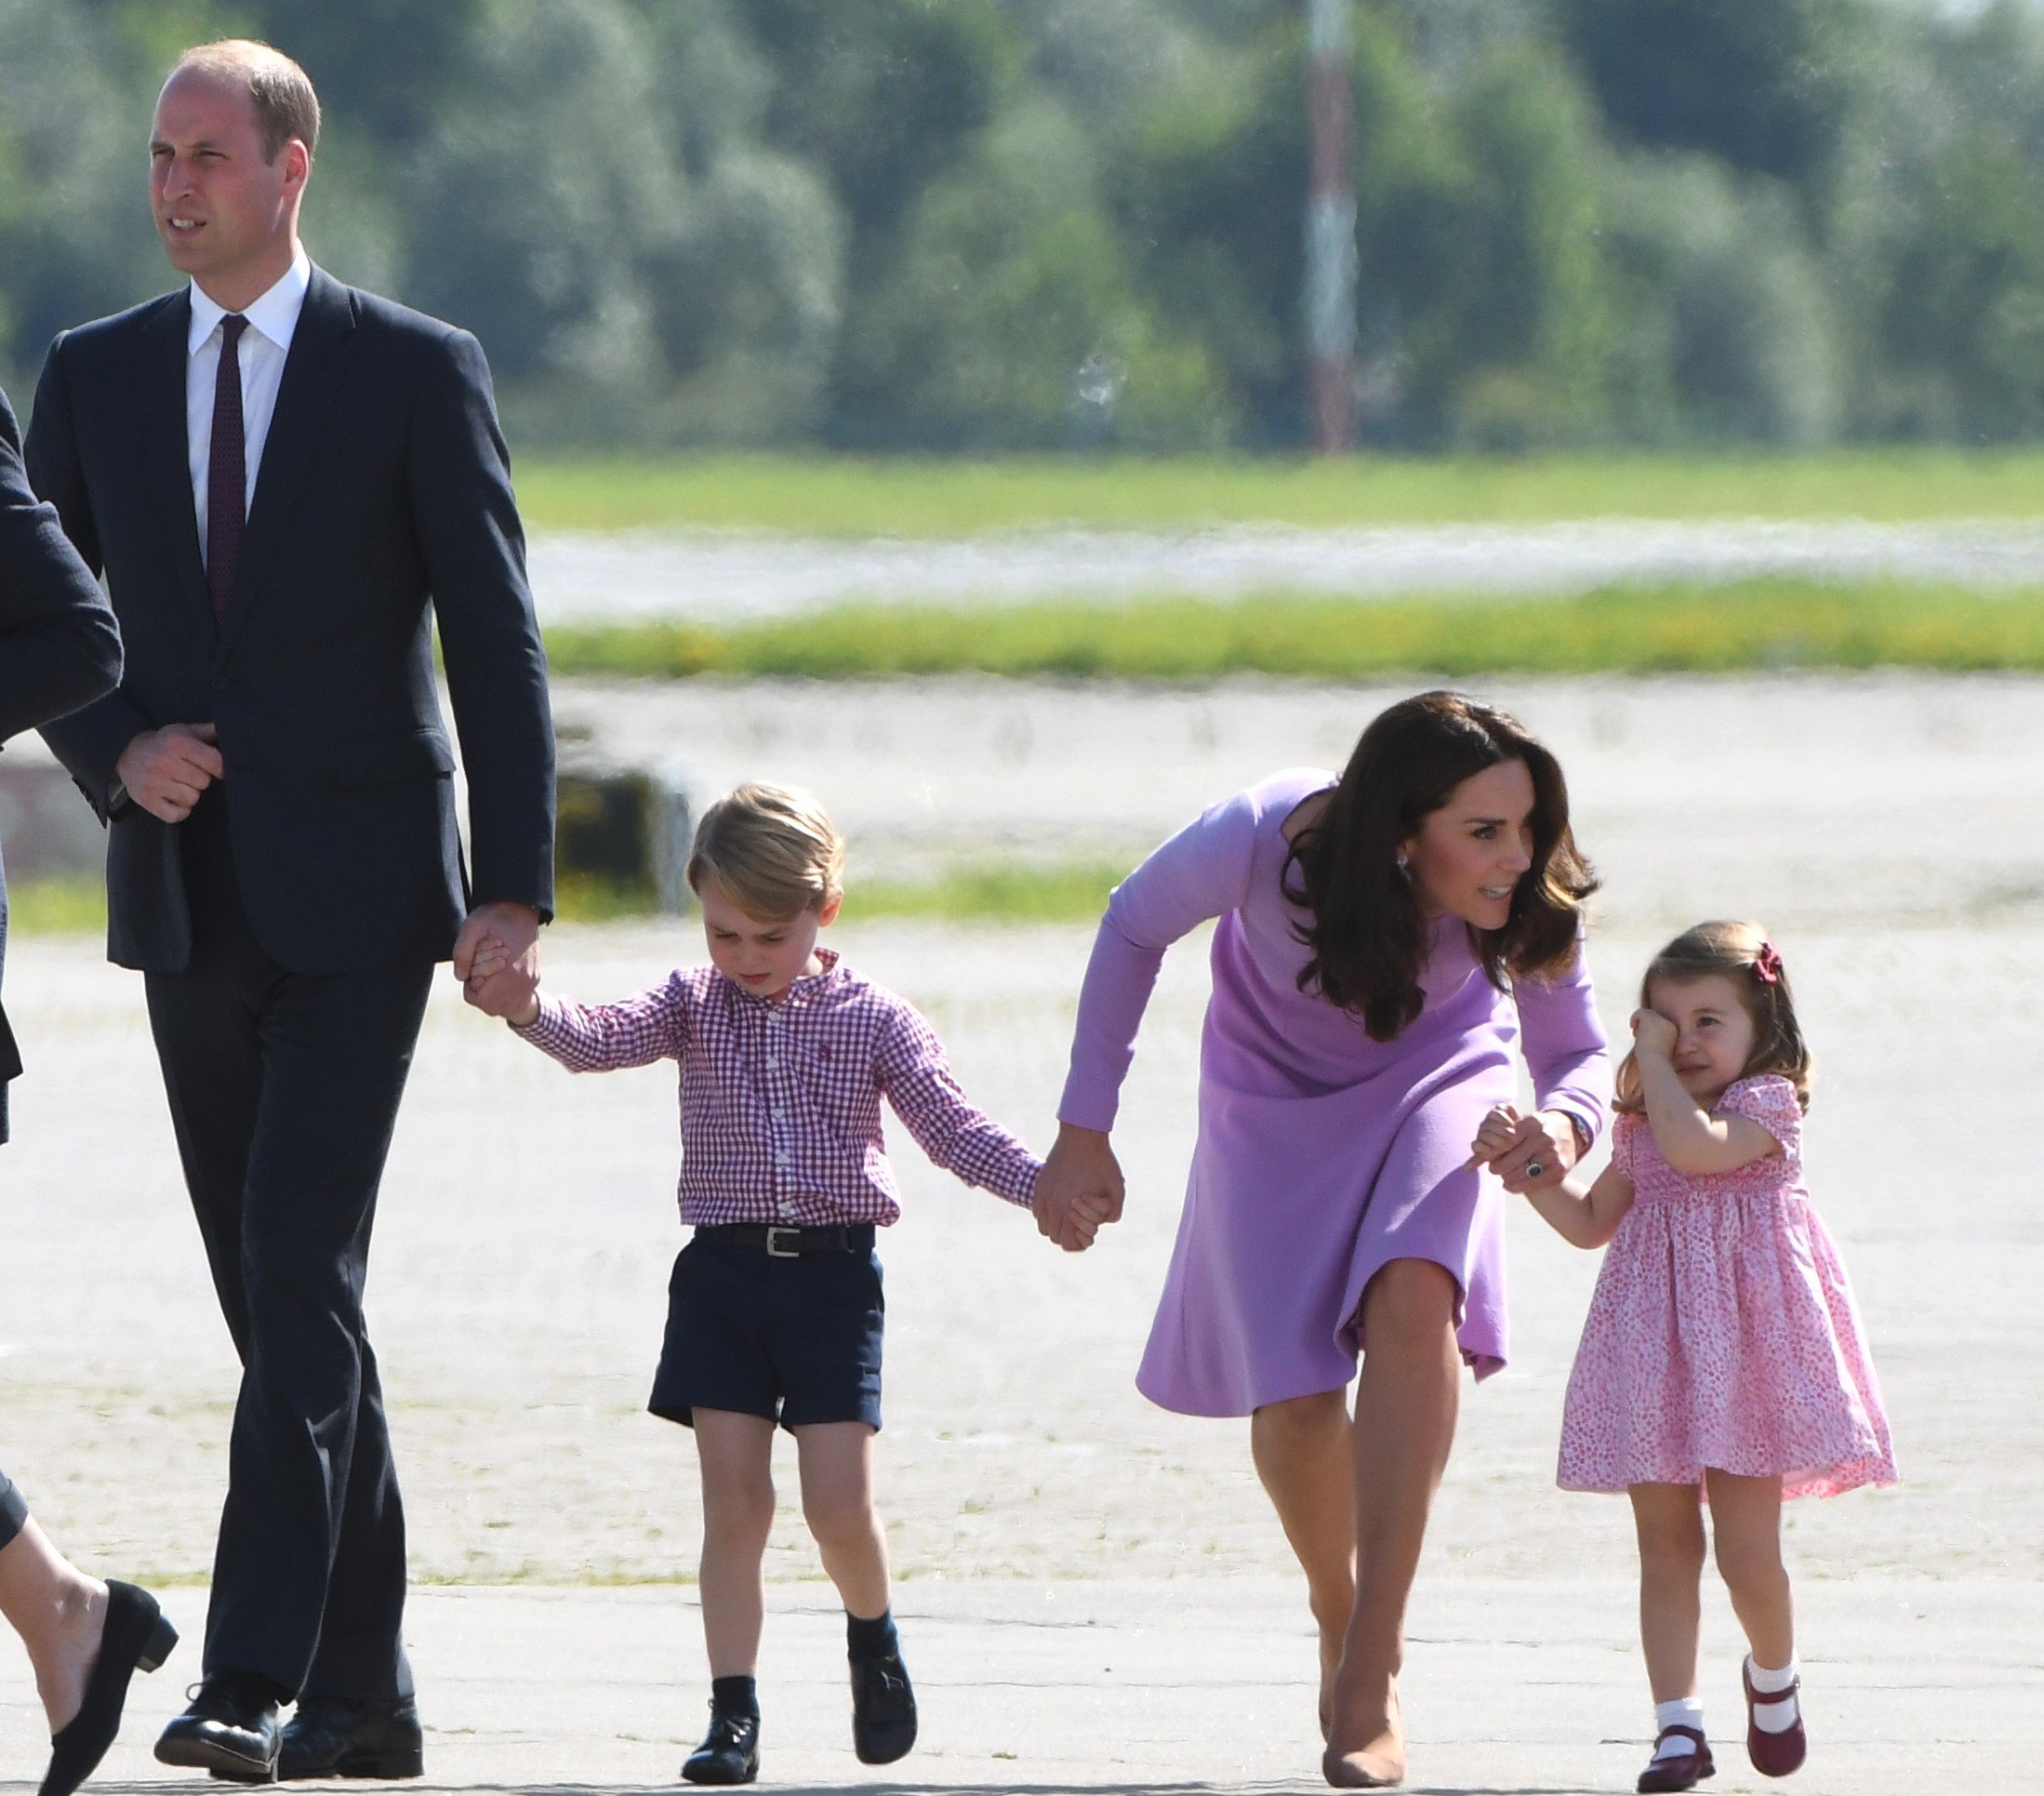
[0,1467,26,1550]
[143,793,431,1699]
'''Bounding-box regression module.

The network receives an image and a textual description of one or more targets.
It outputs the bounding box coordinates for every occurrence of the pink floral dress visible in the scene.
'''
[1557,1074,1897,1499]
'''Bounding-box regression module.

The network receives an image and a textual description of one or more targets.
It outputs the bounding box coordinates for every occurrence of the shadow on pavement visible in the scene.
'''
[44,1783,1613,1796]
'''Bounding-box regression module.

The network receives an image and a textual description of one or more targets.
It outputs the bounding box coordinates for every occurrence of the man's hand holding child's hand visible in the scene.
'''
[463,933,542,1026]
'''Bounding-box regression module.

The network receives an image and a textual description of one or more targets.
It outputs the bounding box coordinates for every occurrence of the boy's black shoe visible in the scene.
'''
[849,1650,917,1764]
[682,1709,760,1786]
[278,1695,424,1779]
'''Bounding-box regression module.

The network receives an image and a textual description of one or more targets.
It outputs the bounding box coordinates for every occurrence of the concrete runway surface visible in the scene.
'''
[3,672,2038,1790]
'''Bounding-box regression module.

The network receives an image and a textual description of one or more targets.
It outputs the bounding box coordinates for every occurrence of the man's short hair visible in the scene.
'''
[170,40,321,162]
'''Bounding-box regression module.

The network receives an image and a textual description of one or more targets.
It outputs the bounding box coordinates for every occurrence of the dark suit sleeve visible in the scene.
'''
[25,339,155,811]
[0,384,121,743]
[407,327,555,919]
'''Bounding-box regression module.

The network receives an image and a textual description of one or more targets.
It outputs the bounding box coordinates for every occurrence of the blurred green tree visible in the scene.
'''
[395,0,682,421]
[1108,13,1303,445]
[1555,0,1865,193]
[1881,125,2044,441]
[4,0,2044,453]
[0,0,201,390]
[843,100,1226,449]
[1601,156,1840,445]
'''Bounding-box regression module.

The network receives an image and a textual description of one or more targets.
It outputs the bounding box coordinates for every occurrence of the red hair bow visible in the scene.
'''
[1753,941,1783,985]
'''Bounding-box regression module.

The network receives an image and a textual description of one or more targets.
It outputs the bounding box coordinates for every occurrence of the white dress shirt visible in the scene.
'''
[186,247,312,566]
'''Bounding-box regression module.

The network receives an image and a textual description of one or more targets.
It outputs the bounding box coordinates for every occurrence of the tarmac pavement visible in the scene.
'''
[2,1572,2033,1793]
[4,672,2042,1792]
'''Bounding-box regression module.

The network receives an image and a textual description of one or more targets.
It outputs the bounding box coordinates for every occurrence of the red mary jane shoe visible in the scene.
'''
[1743,1661,1808,1778]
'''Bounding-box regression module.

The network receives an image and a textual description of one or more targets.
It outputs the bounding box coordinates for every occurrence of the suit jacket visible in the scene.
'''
[29,266,554,975]
[0,387,124,1083]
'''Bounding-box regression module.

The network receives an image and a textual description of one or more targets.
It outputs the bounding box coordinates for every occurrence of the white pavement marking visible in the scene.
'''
[527,520,2044,623]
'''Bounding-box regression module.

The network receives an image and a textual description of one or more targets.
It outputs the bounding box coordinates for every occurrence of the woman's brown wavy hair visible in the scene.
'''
[1282,691,1598,1042]
[1613,921,1812,1115]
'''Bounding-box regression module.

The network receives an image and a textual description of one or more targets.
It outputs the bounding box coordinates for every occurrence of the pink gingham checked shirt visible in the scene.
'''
[511,949,1041,1225]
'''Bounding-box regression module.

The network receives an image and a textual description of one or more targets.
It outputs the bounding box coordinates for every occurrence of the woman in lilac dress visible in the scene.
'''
[1036,692,1610,1788]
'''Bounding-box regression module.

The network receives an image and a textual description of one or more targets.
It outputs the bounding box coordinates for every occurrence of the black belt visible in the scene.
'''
[695,1222,875,1258]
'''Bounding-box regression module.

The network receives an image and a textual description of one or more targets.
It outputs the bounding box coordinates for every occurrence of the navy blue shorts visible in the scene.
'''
[649,1233,886,1432]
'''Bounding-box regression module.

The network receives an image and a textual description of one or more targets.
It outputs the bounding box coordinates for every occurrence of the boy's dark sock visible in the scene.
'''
[845,1608,899,1660]
[710,1674,759,1718]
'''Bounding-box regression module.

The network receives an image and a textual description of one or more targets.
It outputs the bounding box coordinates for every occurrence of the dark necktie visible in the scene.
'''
[206,313,250,627]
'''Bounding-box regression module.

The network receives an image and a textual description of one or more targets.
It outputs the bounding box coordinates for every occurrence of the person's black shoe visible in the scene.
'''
[38,1581,179,1796]
[278,1696,423,1780]
[681,1708,760,1786]
[155,1672,282,1782]
[849,1649,917,1765]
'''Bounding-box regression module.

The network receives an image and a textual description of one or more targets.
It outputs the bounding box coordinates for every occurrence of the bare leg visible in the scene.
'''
[1250,1389,1355,1737]
[1705,1470,1793,1670]
[1629,1483,1707,1702]
[691,1410,778,1678]
[793,1423,890,1620]
[0,1517,109,1735]
[1324,1257,1461,1789]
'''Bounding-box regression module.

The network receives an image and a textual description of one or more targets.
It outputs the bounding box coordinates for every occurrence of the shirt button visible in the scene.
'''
[771,1106,785,1120]
[765,1057,777,1070]
[776,1151,791,1166]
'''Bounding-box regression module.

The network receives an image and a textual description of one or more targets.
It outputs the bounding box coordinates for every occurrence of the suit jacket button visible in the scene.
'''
[210,674,229,691]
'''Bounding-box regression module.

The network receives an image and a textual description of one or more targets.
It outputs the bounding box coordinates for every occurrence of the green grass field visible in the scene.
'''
[544,577,2044,682]
[4,875,106,935]
[517,450,2044,535]
[10,861,1122,936]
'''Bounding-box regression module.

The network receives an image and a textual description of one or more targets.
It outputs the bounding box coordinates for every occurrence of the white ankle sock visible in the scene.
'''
[1745,1655,1800,1733]
[1652,1697,1706,1758]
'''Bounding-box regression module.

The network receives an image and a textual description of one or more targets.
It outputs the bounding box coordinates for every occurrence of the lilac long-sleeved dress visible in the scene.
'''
[1059,768,1611,1417]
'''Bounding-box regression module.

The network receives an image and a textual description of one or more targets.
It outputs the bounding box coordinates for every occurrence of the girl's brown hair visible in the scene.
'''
[1282,690,1599,1042]
[1613,920,1812,1114]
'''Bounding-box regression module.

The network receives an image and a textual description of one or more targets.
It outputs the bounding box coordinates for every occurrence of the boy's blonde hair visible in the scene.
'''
[1614,919,1812,1115]
[686,782,844,919]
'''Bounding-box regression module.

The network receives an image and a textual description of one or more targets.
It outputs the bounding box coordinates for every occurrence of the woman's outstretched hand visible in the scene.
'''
[1466,1102,1580,1194]
[1035,1123,1126,1253]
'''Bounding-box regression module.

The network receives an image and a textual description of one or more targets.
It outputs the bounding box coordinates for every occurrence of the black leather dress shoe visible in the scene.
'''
[155,1673,282,1782]
[849,1649,917,1765]
[38,1581,179,1796]
[681,1708,760,1786]
[278,1696,423,1780]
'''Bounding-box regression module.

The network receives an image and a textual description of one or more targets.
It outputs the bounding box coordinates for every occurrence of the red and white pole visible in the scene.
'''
[1305,0,1357,454]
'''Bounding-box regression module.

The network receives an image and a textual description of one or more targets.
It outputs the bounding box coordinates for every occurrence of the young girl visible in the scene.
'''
[466,782,1079,1787]
[1484,922,1895,1793]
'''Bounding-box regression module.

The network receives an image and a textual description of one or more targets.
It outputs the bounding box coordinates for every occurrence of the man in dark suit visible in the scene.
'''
[29,40,555,1782]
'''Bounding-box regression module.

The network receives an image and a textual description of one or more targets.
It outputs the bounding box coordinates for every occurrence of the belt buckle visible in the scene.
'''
[764,1226,801,1258]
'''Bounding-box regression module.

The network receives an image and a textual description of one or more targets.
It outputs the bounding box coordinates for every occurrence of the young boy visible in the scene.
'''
[466,782,1094,1783]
